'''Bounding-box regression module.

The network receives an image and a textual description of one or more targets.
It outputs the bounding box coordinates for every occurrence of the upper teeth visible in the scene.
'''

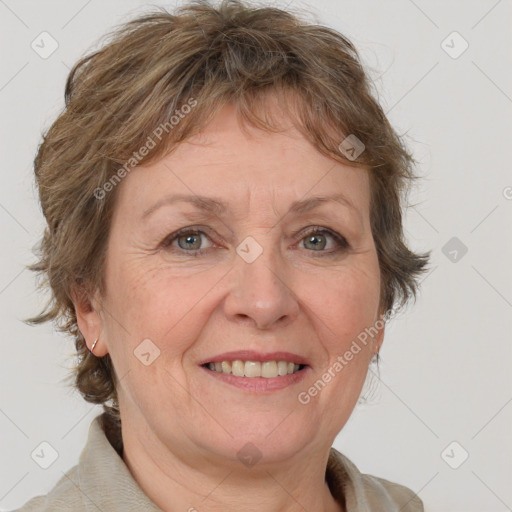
[207,360,301,378]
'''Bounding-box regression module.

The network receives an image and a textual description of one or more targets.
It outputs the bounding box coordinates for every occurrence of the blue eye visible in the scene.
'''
[161,226,349,257]
[163,229,213,256]
[300,227,349,253]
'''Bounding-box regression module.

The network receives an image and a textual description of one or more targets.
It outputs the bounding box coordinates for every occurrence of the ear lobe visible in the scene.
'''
[372,315,386,356]
[374,305,388,354]
[71,282,108,356]
[375,324,385,354]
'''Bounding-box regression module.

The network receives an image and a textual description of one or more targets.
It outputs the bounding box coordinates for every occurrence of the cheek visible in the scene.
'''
[308,262,381,348]
[103,259,223,356]
[296,262,381,434]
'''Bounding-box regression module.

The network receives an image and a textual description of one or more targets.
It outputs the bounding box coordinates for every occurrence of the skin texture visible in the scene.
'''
[74,101,385,512]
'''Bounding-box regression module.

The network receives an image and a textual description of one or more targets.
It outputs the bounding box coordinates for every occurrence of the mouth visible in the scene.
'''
[198,351,310,392]
[201,360,307,378]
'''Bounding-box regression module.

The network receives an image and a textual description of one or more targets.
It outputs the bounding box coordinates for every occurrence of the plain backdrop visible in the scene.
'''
[1,1,511,511]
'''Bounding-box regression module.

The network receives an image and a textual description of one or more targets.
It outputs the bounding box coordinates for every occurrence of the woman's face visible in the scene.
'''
[80,102,384,466]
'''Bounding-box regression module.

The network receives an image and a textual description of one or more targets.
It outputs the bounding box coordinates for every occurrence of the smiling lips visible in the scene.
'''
[200,350,308,379]
[206,360,304,378]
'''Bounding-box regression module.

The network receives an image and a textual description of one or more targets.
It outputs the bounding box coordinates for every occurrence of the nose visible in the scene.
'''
[223,239,300,330]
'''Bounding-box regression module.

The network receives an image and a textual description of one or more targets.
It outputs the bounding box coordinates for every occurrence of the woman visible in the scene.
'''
[17,1,430,510]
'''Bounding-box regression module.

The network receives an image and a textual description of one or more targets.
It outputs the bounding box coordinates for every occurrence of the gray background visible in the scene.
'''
[1,1,511,511]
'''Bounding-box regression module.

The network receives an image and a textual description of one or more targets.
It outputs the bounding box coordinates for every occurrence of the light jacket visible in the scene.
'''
[13,413,424,511]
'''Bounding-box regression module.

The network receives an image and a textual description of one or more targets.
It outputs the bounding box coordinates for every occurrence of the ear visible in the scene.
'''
[373,302,389,354]
[374,323,385,355]
[71,282,109,357]
[373,307,387,356]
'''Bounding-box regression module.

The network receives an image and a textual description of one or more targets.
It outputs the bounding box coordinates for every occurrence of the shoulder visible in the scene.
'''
[10,414,108,512]
[10,413,162,512]
[327,447,424,512]
[9,465,85,511]
[359,473,424,512]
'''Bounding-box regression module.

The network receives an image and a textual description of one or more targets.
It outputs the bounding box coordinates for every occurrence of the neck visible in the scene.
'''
[118,417,344,512]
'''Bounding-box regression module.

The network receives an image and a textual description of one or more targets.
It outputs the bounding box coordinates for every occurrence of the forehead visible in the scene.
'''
[114,102,371,226]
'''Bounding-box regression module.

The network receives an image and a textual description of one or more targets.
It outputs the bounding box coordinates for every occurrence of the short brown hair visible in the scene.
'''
[29,0,431,423]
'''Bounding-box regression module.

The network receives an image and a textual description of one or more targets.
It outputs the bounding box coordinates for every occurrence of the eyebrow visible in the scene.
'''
[141,192,360,220]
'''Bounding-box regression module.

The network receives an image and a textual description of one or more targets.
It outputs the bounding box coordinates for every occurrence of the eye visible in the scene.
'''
[162,228,214,255]
[161,225,350,258]
[298,226,349,255]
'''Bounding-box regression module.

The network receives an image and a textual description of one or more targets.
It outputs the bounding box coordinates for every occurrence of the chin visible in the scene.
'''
[196,412,318,467]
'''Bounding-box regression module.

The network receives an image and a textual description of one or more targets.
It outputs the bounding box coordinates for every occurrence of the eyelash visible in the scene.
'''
[161,226,350,258]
